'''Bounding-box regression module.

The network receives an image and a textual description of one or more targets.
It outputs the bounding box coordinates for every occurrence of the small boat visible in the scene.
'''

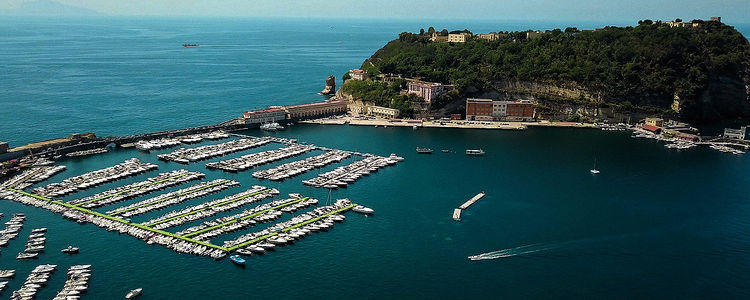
[182,44,199,47]
[17,252,39,260]
[61,246,79,254]
[416,147,433,154]
[466,149,485,156]
[441,149,450,153]
[229,255,246,265]
[125,288,143,299]
[352,205,374,214]
[590,158,600,174]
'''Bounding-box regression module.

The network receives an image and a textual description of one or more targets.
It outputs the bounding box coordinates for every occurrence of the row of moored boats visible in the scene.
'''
[206,144,313,172]
[135,130,230,151]
[106,179,240,218]
[251,150,351,181]
[34,158,158,197]
[68,169,205,209]
[1,165,67,190]
[302,154,403,189]
[0,213,25,248]
[141,186,278,230]
[157,138,270,164]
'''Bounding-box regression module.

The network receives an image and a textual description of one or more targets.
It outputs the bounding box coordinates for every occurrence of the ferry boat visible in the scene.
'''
[466,149,485,156]
[125,288,143,299]
[230,255,246,265]
[416,147,433,154]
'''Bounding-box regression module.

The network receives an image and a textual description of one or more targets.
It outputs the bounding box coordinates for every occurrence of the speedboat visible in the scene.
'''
[416,147,433,154]
[590,169,601,174]
[17,252,39,260]
[61,246,80,254]
[125,288,143,299]
[352,205,374,214]
[229,255,246,265]
[466,149,485,156]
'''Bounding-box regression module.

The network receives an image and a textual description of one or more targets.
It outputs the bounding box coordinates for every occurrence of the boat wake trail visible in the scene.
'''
[468,243,560,260]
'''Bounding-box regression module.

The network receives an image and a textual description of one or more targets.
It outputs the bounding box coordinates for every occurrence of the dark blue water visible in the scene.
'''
[1,17,750,299]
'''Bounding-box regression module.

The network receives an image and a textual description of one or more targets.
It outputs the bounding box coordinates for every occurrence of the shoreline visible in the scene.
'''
[298,116,599,130]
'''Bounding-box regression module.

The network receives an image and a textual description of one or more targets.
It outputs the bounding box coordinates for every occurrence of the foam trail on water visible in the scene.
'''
[468,243,559,260]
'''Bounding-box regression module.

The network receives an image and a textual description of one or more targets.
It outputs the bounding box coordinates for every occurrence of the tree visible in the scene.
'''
[420,28,425,35]
[428,27,435,35]
[441,29,448,36]
[675,18,683,23]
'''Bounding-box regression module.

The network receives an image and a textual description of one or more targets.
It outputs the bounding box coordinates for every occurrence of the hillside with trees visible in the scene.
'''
[359,20,750,122]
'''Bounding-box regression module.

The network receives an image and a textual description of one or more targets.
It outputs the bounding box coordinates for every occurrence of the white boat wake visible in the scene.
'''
[468,243,559,260]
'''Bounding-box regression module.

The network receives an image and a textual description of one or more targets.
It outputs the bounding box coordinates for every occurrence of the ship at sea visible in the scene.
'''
[182,44,199,47]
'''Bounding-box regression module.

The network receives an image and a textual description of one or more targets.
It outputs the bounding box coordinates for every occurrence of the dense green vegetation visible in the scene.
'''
[340,79,417,117]
[362,20,750,121]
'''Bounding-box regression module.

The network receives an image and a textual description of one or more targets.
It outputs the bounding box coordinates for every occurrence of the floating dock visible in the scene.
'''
[453,192,485,222]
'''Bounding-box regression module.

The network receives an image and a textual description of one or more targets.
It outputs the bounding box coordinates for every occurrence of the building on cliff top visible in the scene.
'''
[430,32,448,42]
[348,69,367,81]
[407,81,451,103]
[448,32,471,43]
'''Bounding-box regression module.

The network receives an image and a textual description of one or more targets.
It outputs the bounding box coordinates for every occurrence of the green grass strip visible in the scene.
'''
[144,189,271,227]
[182,197,308,238]
[72,173,190,207]
[226,203,355,251]
[109,179,231,216]
[4,188,229,251]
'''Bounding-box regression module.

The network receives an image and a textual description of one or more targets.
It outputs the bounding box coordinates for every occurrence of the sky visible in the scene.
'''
[2,0,749,23]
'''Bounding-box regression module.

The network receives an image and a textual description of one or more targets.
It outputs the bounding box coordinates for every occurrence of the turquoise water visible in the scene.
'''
[1,17,750,299]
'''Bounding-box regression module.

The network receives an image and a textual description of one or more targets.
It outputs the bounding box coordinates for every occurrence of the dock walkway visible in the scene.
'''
[453,192,485,221]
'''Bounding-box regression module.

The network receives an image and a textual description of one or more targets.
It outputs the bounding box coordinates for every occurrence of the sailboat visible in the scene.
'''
[590,158,601,174]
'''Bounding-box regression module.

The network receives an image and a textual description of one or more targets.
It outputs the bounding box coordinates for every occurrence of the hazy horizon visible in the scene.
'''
[1,0,749,24]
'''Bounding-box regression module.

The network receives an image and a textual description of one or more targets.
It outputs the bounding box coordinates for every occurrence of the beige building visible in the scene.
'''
[348,69,367,81]
[526,30,543,40]
[243,108,287,125]
[448,33,471,43]
[645,117,664,127]
[478,32,500,41]
[430,32,448,42]
[284,100,348,120]
[368,106,400,119]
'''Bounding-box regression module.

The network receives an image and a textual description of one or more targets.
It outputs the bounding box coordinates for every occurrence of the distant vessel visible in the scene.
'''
[125,288,143,299]
[182,44,199,47]
[441,149,450,153]
[61,245,79,254]
[466,149,485,156]
[590,158,600,174]
[416,147,433,154]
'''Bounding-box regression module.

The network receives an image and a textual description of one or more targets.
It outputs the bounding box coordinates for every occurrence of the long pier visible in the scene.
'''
[453,192,485,222]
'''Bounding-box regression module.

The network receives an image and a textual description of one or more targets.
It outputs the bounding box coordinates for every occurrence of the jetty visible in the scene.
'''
[453,192,485,222]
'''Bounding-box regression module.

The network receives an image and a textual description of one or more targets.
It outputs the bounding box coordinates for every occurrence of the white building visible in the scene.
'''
[243,108,286,125]
[448,33,471,43]
[348,69,367,81]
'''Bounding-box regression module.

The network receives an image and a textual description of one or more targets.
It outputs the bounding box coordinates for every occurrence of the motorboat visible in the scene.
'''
[352,205,374,214]
[229,255,246,265]
[125,288,143,299]
[61,246,80,254]
[466,149,485,156]
[416,147,433,154]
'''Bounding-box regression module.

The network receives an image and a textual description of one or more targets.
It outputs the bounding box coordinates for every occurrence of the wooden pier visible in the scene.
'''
[453,192,485,222]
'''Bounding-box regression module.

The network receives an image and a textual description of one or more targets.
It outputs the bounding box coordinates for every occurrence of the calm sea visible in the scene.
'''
[0,17,749,299]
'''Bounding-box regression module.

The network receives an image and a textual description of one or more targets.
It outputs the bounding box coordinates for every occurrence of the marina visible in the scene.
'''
[302,154,402,189]
[68,169,205,208]
[157,138,270,164]
[251,150,351,181]
[33,159,158,197]
[106,179,240,218]
[206,144,314,172]
[0,165,67,190]
[9,264,56,299]
[142,186,276,229]
[52,265,90,300]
